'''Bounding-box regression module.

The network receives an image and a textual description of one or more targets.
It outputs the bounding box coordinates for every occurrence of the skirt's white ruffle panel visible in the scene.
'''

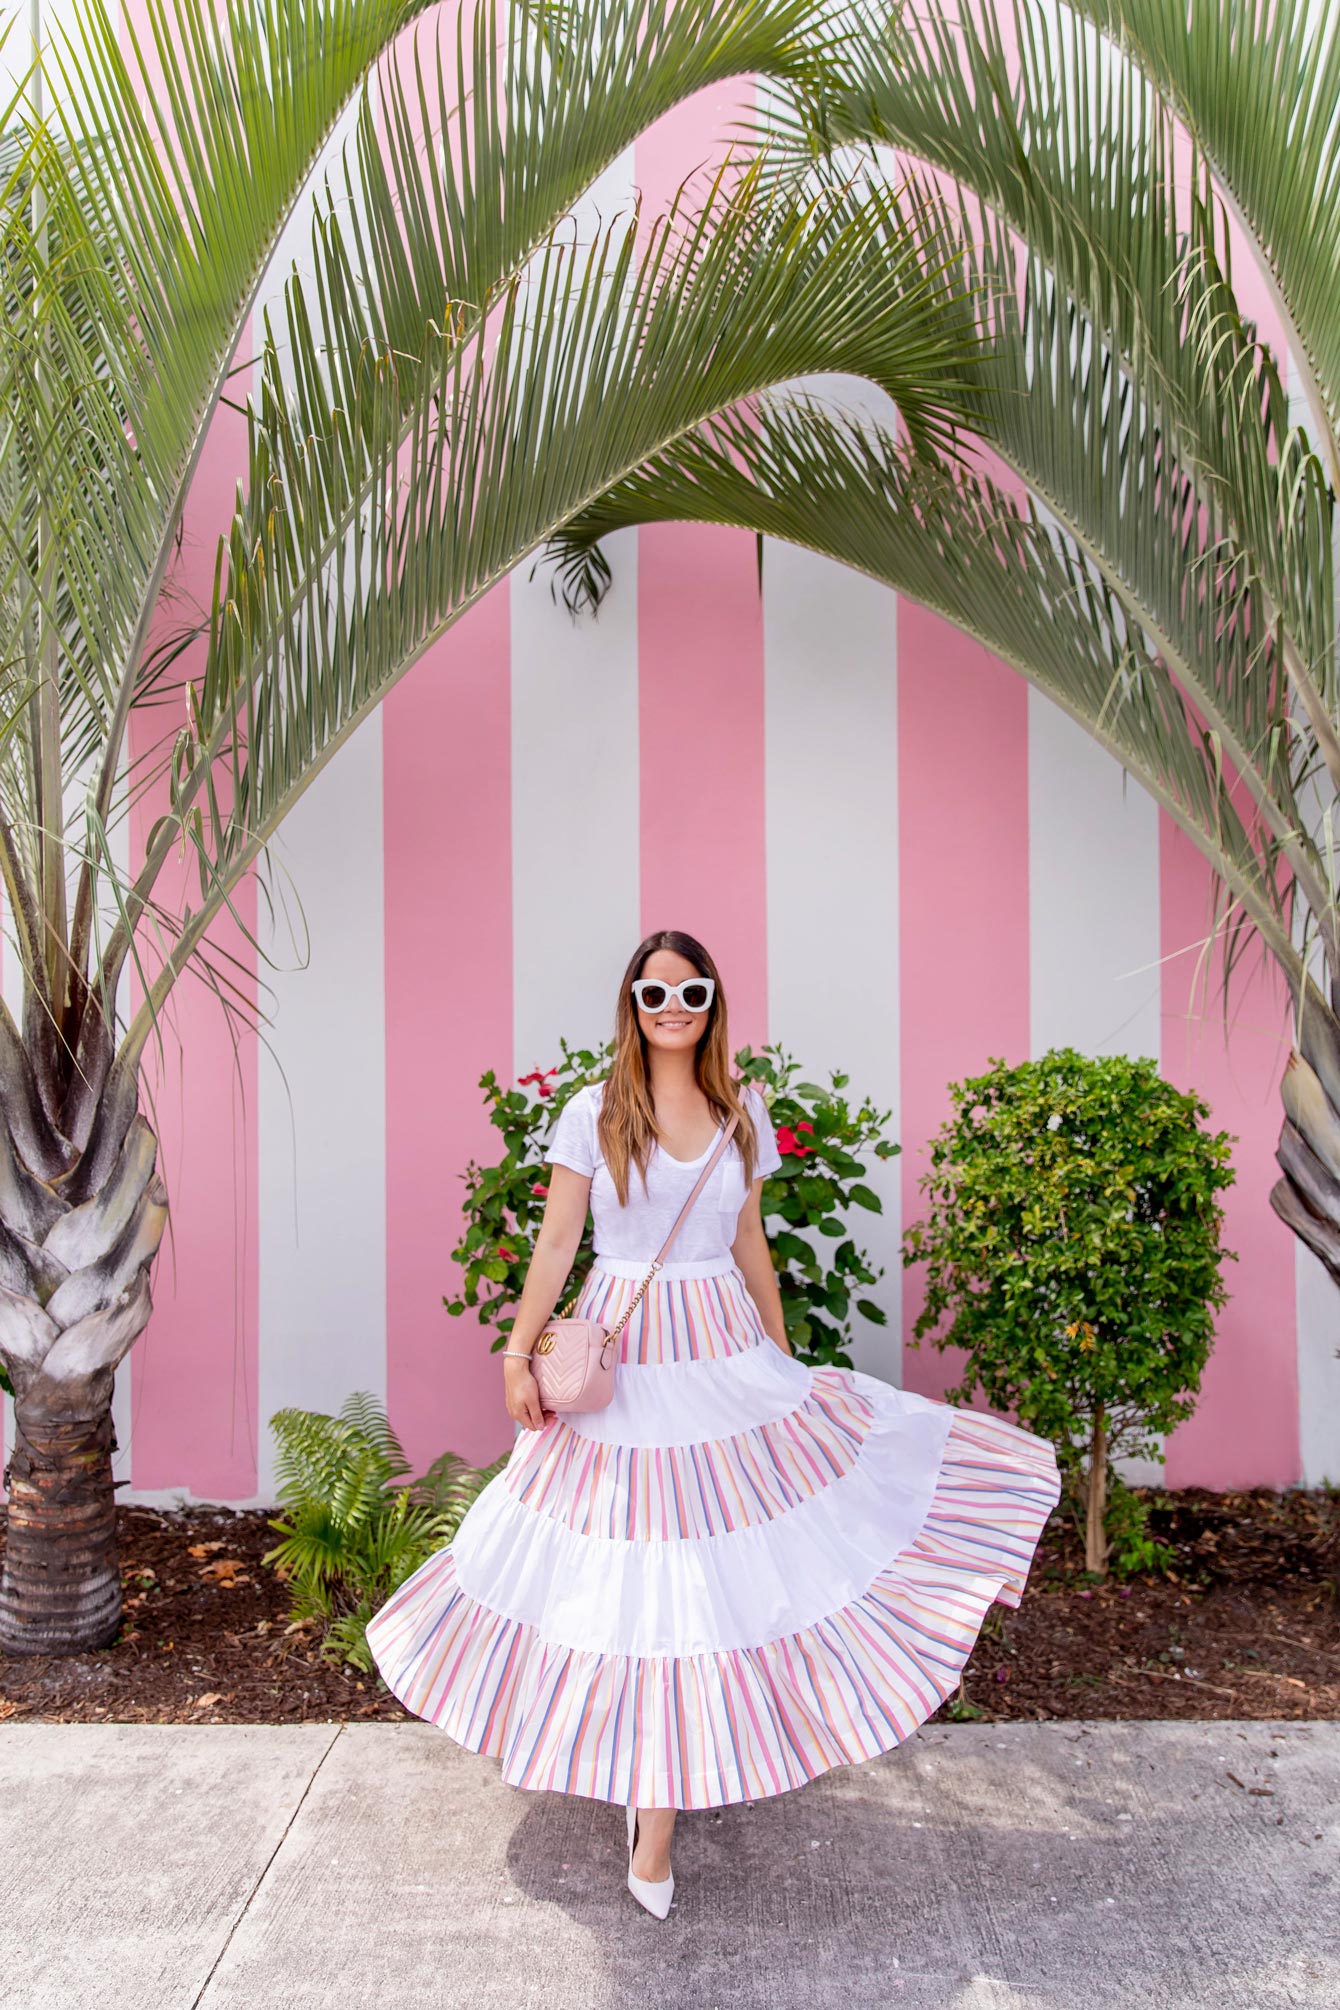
[365,1262,1062,1809]
[450,1372,951,1656]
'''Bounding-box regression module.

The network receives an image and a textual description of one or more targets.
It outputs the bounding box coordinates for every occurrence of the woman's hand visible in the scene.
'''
[501,1169,589,1433]
[504,1356,555,1432]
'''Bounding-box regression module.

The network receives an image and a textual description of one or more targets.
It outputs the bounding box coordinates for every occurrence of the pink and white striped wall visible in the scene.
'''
[1,14,1336,1506]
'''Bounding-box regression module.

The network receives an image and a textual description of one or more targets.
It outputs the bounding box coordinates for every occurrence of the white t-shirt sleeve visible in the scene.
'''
[546,1083,599,1177]
[746,1084,782,1179]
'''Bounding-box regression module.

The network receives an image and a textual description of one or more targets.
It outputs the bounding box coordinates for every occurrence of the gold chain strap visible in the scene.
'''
[600,1258,663,1348]
[556,1257,664,1359]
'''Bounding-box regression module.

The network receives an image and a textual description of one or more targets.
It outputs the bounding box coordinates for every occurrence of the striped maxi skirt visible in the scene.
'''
[363,1253,1062,1810]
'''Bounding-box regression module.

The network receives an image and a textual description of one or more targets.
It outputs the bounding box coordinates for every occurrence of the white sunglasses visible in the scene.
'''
[631,976,716,1014]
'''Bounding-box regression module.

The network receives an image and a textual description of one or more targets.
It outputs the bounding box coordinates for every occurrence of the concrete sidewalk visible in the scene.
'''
[1,1719,1335,2010]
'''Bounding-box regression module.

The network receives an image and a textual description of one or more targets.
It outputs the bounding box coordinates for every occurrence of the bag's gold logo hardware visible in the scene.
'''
[535,1332,557,1355]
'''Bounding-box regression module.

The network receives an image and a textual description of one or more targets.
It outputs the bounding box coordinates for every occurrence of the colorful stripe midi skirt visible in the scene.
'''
[364,1254,1062,1810]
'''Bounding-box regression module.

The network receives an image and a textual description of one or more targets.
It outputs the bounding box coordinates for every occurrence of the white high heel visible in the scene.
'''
[625,1804,675,1919]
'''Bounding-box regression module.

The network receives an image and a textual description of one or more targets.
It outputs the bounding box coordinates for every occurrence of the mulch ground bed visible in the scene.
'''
[0,1486,1336,1726]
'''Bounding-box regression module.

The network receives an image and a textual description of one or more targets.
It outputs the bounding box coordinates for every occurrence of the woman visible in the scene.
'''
[365,928,1061,1920]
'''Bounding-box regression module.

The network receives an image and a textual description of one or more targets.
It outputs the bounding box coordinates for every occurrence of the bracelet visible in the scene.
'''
[502,1350,533,1361]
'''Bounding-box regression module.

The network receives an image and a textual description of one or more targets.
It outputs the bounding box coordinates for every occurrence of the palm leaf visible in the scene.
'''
[792,1,1338,855]
[564,0,1340,1008]
[552,394,1306,985]
[1070,0,1340,493]
[89,131,986,1111]
[0,0,911,1057]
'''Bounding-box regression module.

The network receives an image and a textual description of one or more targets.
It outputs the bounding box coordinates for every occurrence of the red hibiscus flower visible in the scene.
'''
[531,1183,550,1197]
[496,1245,519,1262]
[518,1065,558,1099]
[776,1120,815,1158]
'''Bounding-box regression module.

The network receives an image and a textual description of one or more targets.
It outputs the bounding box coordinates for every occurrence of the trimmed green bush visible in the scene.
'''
[901,1048,1236,1575]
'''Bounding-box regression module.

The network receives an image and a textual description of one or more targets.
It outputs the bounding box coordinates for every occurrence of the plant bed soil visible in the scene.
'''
[0,1485,1335,1727]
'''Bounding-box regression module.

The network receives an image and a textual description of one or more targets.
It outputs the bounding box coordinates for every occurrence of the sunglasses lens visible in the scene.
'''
[634,978,713,1012]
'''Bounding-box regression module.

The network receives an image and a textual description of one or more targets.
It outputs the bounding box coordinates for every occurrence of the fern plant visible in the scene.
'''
[263,1392,507,1674]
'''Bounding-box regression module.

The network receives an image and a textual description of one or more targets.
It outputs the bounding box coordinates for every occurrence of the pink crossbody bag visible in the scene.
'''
[525,1082,747,1414]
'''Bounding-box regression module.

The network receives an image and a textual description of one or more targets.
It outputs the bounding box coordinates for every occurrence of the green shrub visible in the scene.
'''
[1101,1471,1177,1580]
[900,1048,1236,1576]
[263,1392,506,1672]
[444,1038,901,1368]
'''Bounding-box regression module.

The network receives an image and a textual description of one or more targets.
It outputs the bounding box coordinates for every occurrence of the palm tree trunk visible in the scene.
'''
[0,1078,166,1655]
[2,1407,122,1652]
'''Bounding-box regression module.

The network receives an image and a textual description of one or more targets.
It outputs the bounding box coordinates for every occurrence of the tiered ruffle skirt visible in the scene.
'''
[365,1255,1062,1809]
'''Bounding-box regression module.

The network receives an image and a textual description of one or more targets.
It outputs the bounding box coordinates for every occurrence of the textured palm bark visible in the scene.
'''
[0,1010,167,1655]
[2,1410,123,1653]
[1271,1015,1340,1287]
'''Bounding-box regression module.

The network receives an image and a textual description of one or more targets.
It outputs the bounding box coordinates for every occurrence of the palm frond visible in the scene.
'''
[684,0,1340,988]
[93,140,986,1103]
[368,0,862,346]
[1071,0,1340,492]
[551,395,1307,989]
[0,0,924,1055]
[798,2,1337,775]
[1,0,430,1015]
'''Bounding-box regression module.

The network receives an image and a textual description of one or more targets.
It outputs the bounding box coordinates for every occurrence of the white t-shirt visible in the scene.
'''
[545,1080,783,1262]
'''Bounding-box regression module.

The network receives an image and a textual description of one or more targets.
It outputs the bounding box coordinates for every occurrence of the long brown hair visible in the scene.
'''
[597,929,756,1203]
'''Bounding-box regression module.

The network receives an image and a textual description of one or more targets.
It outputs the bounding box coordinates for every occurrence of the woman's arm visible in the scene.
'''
[502,1165,592,1431]
[730,1179,792,1356]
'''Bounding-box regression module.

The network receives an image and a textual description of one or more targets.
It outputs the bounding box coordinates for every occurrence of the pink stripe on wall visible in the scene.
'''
[377,13,515,1478]
[125,438,260,1502]
[1161,125,1300,1486]
[1158,818,1298,1487]
[898,602,1031,1400]
[118,0,258,1500]
[637,521,769,1045]
[383,595,515,1475]
[1149,141,1297,1486]
[635,95,769,1052]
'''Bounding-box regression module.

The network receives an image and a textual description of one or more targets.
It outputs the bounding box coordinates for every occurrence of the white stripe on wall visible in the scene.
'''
[1289,744,1340,1480]
[511,526,641,1067]
[253,721,389,1504]
[250,102,388,1506]
[512,151,641,1074]
[1288,359,1340,1483]
[763,540,902,1383]
[1028,689,1162,1061]
[1297,1244,1340,1483]
[1027,685,1165,1485]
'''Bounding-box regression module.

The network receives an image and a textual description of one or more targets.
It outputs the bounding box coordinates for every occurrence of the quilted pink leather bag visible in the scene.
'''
[528,1083,746,1414]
